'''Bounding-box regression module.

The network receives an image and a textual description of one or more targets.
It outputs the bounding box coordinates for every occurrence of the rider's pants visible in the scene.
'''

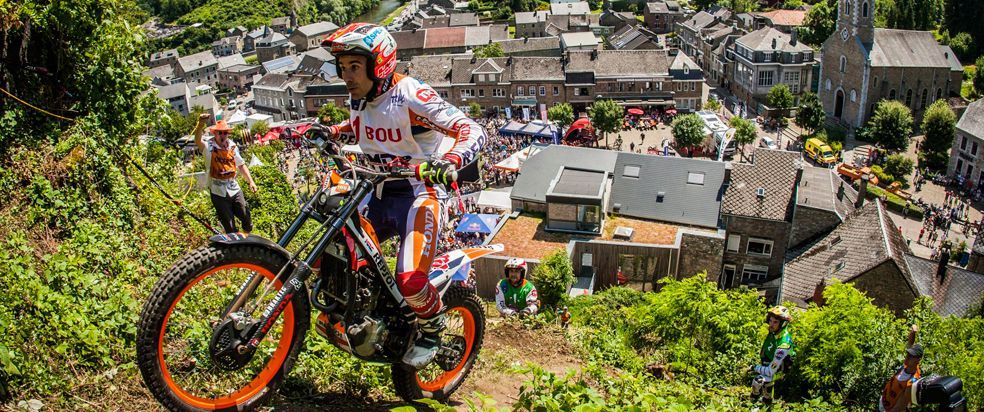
[364,179,446,319]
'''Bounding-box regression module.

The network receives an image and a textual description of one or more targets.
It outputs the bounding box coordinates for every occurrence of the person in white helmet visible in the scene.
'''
[319,23,487,369]
[495,258,539,317]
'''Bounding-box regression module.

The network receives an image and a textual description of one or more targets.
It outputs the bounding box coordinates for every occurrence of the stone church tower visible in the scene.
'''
[817,0,961,129]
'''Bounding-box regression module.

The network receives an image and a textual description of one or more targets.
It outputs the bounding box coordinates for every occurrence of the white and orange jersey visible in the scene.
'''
[329,73,487,170]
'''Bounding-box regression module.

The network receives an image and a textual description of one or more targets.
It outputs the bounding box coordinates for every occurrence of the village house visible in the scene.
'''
[607,25,662,51]
[946,100,984,184]
[675,6,731,63]
[211,36,243,57]
[252,73,327,121]
[728,27,816,108]
[515,11,551,38]
[175,50,219,87]
[498,37,563,57]
[288,21,340,52]
[270,16,295,34]
[148,49,179,68]
[218,64,261,93]
[751,9,807,33]
[644,1,686,34]
[256,28,296,63]
[155,82,192,115]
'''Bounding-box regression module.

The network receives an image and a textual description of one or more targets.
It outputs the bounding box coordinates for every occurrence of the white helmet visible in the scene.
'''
[504,258,528,280]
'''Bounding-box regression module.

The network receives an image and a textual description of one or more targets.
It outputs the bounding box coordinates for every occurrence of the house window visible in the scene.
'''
[574,88,580,96]
[477,74,485,82]
[461,89,474,97]
[727,234,741,252]
[889,89,896,100]
[840,56,847,73]
[553,86,560,95]
[862,1,869,16]
[920,89,928,109]
[623,165,640,178]
[757,71,774,87]
[528,86,535,96]
[691,82,696,91]
[517,86,524,96]
[479,89,485,97]
[539,86,546,96]
[741,265,769,282]
[687,171,705,185]
[972,142,979,156]
[936,88,943,101]
[493,88,504,97]
[906,89,913,107]
[746,238,773,256]
[961,136,968,151]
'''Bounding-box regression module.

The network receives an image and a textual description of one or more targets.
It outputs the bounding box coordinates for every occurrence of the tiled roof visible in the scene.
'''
[498,37,561,54]
[464,26,490,46]
[489,24,510,42]
[449,12,479,26]
[295,21,339,37]
[155,82,189,100]
[220,64,260,74]
[782,200,914,306]
[216,54,246,70]
[608,25,659,50]
[422,15,451,28]
[271,16,290,26]
[609,153,727,228]
[254,73,290,88]
[797,165,859,218]
[722,149,802,221]
[391,30,426,50]
[511,57,564,81]
[450,57,508,84]
[144,64,175,80]
[871,29,956,68]
[681,10,720,31]
[407,54,458,87]
[424,27,467,49]
[560,32,599,48]
[177,50,218,73]
[736,27,812,52]
[566,50,671,77]
[151,49,179,61]
[515,11,550,24]
[647,2,669,13]
[957,99,984,139]
[546,15,571,32]
[753,9,807,26]
[212,36,241,46]
[550,1,591,15]
[903,254,984,316]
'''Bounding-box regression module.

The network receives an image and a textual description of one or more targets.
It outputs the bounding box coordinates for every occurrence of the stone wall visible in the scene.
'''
[722,216,790,285]
[851,260,918,315]
[677,230,725,284]
[790,205,842,248]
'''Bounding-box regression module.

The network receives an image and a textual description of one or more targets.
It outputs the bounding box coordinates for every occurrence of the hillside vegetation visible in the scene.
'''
[2,1,983,410]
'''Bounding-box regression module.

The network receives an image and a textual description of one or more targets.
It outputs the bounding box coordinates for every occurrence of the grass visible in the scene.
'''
[380,3,408,26]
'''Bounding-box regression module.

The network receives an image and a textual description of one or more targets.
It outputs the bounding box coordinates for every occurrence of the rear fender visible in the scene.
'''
[428,244,504,295]
[209,232,293,262]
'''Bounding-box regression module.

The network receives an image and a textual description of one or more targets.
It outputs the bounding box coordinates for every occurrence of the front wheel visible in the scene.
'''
[392,284,485,403]
[136,244,310,411]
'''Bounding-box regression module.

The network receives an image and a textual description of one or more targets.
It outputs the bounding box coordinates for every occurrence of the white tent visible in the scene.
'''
[226,110,248,126]
[245,113,273,129]
[476,189,512,212]
[493,144,546,172]
[342,136,456,155]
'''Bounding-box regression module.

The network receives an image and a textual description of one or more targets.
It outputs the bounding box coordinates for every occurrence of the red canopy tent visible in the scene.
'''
[256,122,315,145]
[627,108,644,115]
[562,117,596,146]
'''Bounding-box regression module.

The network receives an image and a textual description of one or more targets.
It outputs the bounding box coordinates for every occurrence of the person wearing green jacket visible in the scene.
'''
[751,305,796,402]
[495,258,538,317]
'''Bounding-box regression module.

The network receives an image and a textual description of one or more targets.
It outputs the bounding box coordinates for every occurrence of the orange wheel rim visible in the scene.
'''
[157,263,296,410]
[415,306,476,392]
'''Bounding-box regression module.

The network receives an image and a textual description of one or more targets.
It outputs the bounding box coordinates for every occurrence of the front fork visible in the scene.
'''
[226,180,374,355]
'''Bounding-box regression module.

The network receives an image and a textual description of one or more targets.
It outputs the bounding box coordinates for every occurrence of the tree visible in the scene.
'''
[801,0,836,46]
[781,0,804,9]
[472,42,505,58]
[767,84,794,112]
[589,100,623,148]
[867,100,913,152]
[250,120,270,138]
[547,103,575,130]
[531,248,575,308]
[947,32,976,60]
[975,56,984,96]
[468,102,483,118]
[704,97,722,113]
[883,153,914,182]
[919,99,957,171]
[671,114,706,156]
[795,92,825,135]
[317,101,349,125]
[729,117,757,161]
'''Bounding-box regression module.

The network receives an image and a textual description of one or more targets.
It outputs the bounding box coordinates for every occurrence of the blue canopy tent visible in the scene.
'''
[454,213,501,234]
[498,120,560,144]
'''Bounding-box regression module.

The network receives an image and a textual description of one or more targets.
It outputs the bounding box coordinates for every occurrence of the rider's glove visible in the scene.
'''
[417,159,458,185]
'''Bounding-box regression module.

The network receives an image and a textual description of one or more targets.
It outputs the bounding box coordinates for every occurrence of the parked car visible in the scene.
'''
[227,99,238,110]
[759,136,777,150]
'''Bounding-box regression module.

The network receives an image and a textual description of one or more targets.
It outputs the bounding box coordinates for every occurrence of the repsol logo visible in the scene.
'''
[362,27,383,47]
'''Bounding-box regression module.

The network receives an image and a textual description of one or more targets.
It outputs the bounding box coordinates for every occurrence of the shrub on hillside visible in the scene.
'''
[531,248,575,308]
[242,165,298,238]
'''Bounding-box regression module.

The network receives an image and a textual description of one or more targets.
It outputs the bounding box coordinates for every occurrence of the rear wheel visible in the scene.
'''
[392,284,485,403]
[136,244,310,411]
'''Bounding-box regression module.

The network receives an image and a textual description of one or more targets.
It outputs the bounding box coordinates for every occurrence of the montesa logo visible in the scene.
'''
[415,88,437,103]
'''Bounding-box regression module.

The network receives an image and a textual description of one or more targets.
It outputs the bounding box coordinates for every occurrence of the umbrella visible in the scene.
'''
[454,213,500,234]
[627,108,644,115]
[665,108,678,115]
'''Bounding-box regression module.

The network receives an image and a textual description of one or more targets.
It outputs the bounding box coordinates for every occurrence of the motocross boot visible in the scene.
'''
[402,312,446,369]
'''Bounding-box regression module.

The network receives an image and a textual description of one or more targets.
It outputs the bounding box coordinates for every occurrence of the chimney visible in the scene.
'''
[471,55,476,63]
[525,36,529,43]
[771,37,777,49]
[590,49,598,60]
[507,56,513,65]
[837,180,845,200]
[936,243,951,282]
[790,29,798,46]
[856,174,869,208]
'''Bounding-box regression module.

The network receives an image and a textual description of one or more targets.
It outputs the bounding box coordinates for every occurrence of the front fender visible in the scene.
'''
[209,232,293,261]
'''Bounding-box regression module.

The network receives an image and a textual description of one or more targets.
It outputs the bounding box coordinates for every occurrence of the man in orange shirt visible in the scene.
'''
[194,114,258,233]
[879,325,922,411]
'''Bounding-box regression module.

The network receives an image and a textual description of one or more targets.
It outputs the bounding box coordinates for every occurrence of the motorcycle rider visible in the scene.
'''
[318,23,486,369]
[750,306,796,402]
[495,258,539,317]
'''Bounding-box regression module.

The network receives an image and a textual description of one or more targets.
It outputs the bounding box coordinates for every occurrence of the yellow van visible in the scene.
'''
[804,138,837,165]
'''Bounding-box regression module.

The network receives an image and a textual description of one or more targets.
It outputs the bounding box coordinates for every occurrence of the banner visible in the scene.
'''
[522,107,530,122]
[539,103,547,121]
[505,107,512,119]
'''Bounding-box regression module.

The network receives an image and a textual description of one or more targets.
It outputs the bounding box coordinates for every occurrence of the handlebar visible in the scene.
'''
[300,122,422,183]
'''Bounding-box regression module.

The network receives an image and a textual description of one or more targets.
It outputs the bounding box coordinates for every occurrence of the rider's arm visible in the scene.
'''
[405,83,487,167]
[754,343,790,381]
[193,114,209,153]
[495,282,515,317]
[523,284,539,315]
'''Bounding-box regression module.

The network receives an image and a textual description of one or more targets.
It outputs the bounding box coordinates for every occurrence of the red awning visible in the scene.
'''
[627,108,644,115]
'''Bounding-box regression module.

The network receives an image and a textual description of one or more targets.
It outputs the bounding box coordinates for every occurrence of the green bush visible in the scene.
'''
[242,164,298,238]
[859,183,924,219]
[531,248,575,309]
[870,164,895,185]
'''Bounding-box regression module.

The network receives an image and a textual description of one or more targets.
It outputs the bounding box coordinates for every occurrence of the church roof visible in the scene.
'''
[870,29,959,68]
